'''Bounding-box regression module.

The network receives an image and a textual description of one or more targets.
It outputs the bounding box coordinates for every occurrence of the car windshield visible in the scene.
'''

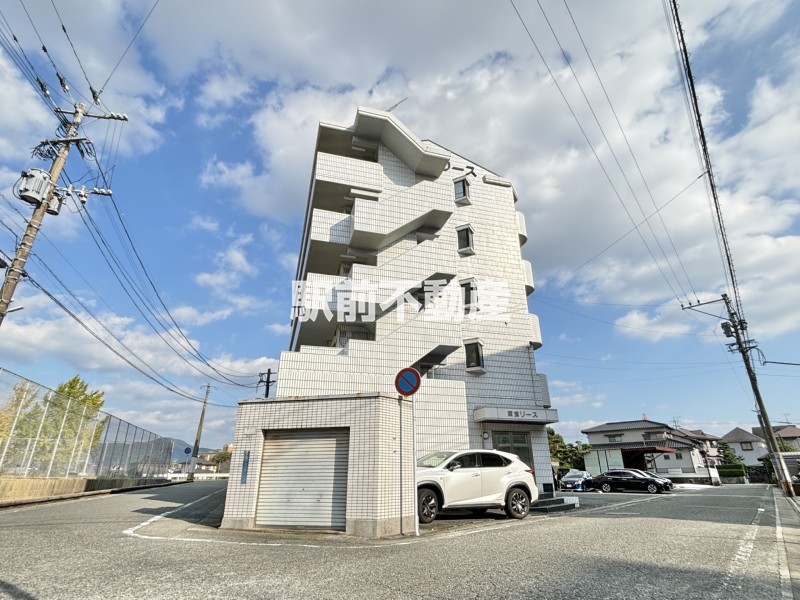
[563,473,586,479]
[417,452,456,468]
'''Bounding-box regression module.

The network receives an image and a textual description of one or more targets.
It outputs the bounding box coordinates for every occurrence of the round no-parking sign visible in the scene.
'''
[395,367,421,396]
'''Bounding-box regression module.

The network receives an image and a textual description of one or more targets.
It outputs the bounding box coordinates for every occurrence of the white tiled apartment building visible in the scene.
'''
[222,107,557,536]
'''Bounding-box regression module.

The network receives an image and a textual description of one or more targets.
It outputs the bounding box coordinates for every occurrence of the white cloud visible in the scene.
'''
[267,323,291,335]
[188,214,219,232]
[614,309,695,342]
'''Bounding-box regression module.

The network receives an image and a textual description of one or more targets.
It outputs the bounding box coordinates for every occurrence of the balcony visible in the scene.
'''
[315,152,382,194]
[516,211,528,246]
[310,209,352,245]
[527,313,543,350]
[522,259,535,295]
[351,180,453,249]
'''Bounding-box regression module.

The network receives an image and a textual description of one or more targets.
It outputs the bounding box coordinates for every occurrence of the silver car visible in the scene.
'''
[416,449,538,523]
[560,470,593,491]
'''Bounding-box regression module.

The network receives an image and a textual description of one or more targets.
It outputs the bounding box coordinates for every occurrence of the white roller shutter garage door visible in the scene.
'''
[256,428,349,529]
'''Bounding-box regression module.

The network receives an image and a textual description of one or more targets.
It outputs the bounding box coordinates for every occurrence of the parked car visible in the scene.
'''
[627,469,674,490]
[589,469,668,494]
[559,470,593,491]
[416,449,538,524]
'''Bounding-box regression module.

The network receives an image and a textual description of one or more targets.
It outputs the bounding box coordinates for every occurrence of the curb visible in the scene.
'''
[0,479,190,509]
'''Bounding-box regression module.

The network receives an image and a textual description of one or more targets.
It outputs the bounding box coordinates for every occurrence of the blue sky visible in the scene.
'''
[0,0,798,448]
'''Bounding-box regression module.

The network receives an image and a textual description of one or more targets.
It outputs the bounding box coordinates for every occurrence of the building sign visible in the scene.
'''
[473,406,558,424]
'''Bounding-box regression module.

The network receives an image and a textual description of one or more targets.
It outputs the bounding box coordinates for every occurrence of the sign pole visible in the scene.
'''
[412,392,418,537]
[394,367,422,537]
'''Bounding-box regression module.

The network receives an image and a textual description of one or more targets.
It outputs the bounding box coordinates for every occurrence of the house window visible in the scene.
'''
[454,178,470,204]
[664,455,670,460]
[606,434,622,442]
[464,339,485,372]
[461,279,477,311]
[456,225,475,255]
[741,442,753,451]
[675,452,683,460]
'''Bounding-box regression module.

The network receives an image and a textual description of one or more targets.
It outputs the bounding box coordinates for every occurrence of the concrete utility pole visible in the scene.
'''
[721,294,795,497]
[0,103,127,329]
[188,383,211,482]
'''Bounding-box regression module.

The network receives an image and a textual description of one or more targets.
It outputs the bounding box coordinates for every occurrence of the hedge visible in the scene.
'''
[717,463,747,477]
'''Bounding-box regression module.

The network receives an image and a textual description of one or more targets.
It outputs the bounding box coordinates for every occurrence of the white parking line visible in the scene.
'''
[122,488,226,540]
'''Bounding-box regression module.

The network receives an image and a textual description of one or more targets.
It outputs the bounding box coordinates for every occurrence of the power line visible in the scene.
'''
[534,0,693,304]
[561,0,700,303]
[543,171,705,291]
[99,0,161,96]
[26,273,236,408]
[508,0,686,304]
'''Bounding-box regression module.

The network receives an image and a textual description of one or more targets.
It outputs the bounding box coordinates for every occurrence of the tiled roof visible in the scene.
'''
[589,439,694,451]
[722,427,764,443]
[581,420,671,433]
[752,425,800,439]
[675,428,722,441]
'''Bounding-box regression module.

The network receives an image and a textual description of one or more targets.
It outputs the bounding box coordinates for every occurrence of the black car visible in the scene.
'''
[590,469,667,494]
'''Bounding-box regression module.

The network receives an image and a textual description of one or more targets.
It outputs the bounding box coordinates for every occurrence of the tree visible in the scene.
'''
[777,438,796,452]
[547,427,589,470]
[717,441,743,465]
[211,451,231,473]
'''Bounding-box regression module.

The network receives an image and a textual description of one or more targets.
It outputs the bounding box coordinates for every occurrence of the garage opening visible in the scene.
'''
[256,428,349,530]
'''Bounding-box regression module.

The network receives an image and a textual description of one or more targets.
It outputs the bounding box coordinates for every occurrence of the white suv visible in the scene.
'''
[416,449,538,523]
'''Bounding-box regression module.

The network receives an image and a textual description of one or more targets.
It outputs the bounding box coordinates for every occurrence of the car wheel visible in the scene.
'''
[647,483,659,494]
[601,483,612,493]
[505,487,530,519]
[418,488,439,524]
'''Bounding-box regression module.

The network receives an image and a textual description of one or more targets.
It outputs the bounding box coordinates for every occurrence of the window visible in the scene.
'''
[606,434,622,442]
[454,178,470,204]
[740,442,753,451]
[461,279,477,310]
[450,453,479,469]
[465,341,484,371]
[664,454,671,460]
[480,453,509,468]
[675,452,683,460]
[456,225,475,255]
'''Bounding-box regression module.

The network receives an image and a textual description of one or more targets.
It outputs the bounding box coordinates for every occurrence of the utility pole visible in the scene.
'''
[258,369,275,398]
[188,383,211,482]
[0,102,126,329]
[721,294,794,497]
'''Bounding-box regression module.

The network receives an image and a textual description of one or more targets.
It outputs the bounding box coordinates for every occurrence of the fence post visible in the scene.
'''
[0,381,29,472]
[25,392,51,476]
[83,417,104,477]
[65,404,88,476]
[46,395,72,477]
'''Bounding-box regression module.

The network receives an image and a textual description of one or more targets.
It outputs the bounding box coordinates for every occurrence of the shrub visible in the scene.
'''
[717,463,747,478]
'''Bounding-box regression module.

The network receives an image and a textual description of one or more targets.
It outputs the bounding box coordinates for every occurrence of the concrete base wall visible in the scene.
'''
[0,477,168,502]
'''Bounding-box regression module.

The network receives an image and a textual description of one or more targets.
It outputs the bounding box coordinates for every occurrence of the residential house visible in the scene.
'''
[721,427,768,466]
[582,420,720,484]
[753,425,800,451]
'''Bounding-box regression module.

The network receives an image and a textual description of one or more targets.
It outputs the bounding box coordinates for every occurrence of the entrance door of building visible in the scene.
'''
[492,431,532,467]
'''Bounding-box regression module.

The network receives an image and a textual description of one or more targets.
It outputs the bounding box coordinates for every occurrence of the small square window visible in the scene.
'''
[456,225,475,255]
[675,452,683,460]
[454,179,470,204]
[465,342,484,370]
[664,454,671,460]
[461,280,477,310]
[740,442,753,451]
